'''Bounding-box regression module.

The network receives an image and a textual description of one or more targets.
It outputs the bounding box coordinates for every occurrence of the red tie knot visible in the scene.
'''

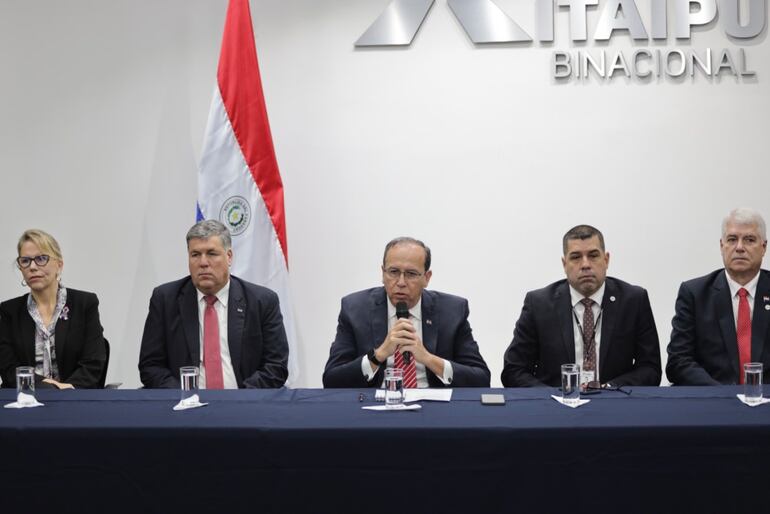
[738,288,749,299]
[204,295,217,307]
[581,298,593,308]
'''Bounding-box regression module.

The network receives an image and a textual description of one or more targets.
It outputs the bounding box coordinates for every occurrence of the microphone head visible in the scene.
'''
[395,301,409,319]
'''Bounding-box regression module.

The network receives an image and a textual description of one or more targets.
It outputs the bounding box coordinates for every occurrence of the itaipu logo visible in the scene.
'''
[356,0,765,81]
[220,196,251,236]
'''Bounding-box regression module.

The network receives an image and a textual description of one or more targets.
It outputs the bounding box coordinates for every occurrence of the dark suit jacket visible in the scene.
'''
[666,269,770,385]
[501,277,661,387]
[322,287,490,388]
[0,288,106,389]
[138,275,289,389]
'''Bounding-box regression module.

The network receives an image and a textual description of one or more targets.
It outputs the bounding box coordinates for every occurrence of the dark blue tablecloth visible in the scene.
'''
[1,386,768,513]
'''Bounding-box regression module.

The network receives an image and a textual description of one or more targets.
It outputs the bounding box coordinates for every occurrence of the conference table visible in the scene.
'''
[1,386,768,513]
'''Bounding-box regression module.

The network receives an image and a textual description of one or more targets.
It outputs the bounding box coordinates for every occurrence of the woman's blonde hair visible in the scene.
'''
[17,229,63,262]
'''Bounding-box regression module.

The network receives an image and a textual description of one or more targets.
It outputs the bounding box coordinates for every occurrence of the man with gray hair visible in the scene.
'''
[667,208,770,385]
[139,220,289,388]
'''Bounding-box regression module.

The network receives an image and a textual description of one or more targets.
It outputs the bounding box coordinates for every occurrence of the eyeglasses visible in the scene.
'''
[582,382,632,395]
[383,267,424,282]
[17,255,50,268]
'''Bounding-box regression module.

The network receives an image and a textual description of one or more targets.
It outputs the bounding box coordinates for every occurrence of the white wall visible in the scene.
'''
[0,0,768,388]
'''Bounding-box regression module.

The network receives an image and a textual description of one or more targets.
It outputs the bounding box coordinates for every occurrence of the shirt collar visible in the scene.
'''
[569,281,606,308]
[725,270,759,299]
[387,297,422,322]
[197,280,230,308]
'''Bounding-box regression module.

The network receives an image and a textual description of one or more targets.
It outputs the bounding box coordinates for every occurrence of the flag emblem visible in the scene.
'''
[220,196,252,236]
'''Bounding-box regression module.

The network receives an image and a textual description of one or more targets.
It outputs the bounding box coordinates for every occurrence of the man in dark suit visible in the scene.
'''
[323,237,490,388]
[138,220,288,389]
[502,225,661,388]
[667,208,770,385]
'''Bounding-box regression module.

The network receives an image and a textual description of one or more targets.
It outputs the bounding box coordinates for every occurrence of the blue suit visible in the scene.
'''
[323,287,490,388]
[666,269,770,385]
[138,275,288,388]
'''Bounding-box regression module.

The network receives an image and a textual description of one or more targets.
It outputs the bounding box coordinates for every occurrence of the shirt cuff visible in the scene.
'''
[361,354,379,381]
[437,359,453,385]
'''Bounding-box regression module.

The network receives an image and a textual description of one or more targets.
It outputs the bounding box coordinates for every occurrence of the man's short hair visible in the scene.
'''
[722,208,767,241]
[186,219,232,251]
[562,225,605,255]
[383,237,431,272]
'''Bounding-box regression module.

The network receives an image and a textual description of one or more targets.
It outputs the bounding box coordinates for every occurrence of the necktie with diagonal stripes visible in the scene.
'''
[394,347,417,388]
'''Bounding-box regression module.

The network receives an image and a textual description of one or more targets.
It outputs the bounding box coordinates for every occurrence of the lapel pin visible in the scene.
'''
[237,307,244,313]
[765,305,770,311]
[426,319,432,325]
[609,296,616,302]
[764,296,769,302]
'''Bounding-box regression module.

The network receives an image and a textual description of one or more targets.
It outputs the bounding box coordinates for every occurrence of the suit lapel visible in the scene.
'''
[54,306,69,368]
[227,278,246,385]
[556,283,576,362]
[421,291,437,354]
[179,281,201,365]
[20,298,36,364]
[371,288,388,350]
[714,272,740,380]
[751,271,770,362]
[599,279,618,372]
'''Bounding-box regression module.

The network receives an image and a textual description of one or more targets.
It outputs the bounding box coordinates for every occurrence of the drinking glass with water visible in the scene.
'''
[180,366,200,406]
[385,367,404,408]
[15,366,36,406]
[561,363,580,406]
[744,362,763,405]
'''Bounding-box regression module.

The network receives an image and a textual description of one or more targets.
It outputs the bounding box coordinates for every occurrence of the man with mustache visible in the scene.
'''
[138,220,289,389]
[501,225,661,388]
[667,208,770,385]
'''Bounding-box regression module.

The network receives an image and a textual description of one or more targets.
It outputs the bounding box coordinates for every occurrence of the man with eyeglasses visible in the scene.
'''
[501,225,661,388]
[323,237,490,388]
[667,208,770,385]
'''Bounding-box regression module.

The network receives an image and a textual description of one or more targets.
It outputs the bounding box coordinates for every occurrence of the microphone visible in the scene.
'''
[395,301,411,364]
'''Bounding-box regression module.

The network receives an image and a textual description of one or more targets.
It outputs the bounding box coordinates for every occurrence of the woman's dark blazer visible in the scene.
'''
[0,288,106,388]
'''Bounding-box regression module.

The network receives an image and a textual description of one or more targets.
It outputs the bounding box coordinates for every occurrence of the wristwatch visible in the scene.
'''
[367,348,385,366]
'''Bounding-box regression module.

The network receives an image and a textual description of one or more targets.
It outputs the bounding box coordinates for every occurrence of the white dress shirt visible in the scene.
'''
[725,270,759,328]
[569,282,605,383]
[360,298,453,387]
[196,281,238,389]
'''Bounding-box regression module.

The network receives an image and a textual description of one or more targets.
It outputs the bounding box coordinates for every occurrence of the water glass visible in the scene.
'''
[384,367,404,408]
[744,362,763,405]
[16,366,36,405]
[561,363,580,406]
[180,366,200,405]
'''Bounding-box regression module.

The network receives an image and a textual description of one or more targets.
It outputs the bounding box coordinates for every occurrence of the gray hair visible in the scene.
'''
[722,208,767,241]
[383,236,431,272]
[186,219,232,250]
[562,225,605,255]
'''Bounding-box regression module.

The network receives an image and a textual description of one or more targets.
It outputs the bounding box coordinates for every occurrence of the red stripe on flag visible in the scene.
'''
[217,0,288,266]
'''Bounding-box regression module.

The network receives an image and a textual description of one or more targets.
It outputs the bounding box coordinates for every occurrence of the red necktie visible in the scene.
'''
[737,288,752,385]
[203,295,224,389]
[394,328,418,389]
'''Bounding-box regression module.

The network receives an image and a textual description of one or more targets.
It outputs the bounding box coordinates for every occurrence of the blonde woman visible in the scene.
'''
[0,229,106,389]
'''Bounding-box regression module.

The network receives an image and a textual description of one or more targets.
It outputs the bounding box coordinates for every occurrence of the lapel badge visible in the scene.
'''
[765,305,770,311]
[764,296,769,302]
[609,296,616,302]
[426,319,432,325]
